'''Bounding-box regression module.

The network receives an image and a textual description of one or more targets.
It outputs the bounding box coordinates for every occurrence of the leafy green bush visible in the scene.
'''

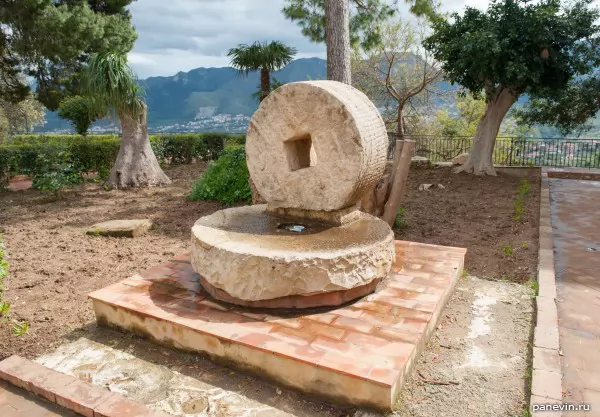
[189,146,251,205]
[150,133,225,164]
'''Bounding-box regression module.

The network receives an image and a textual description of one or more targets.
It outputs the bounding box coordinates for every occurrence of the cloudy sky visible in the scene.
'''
[127,0,489,79]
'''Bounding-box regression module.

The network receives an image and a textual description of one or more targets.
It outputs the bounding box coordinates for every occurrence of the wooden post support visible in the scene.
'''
[382,140,415,227]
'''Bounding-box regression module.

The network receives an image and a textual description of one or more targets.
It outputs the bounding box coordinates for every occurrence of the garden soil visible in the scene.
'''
[0,164,538,415]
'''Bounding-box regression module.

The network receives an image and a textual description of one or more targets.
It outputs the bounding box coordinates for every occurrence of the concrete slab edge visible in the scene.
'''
[0,355,173,417]
[530,169,563,413]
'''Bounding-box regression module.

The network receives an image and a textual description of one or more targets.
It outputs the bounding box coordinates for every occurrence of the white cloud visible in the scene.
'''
[127,0,326,78]
[125,0,495,78]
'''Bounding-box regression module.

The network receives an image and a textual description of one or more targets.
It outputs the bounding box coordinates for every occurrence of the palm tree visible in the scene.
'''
[228,41,297,102]
[84,52,170,188]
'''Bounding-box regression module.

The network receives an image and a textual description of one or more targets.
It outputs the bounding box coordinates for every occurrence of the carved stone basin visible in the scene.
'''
[191,204,394,308]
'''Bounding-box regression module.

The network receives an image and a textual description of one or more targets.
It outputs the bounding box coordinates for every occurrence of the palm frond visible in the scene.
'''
[227,41,297,77]
[83,51,144,119]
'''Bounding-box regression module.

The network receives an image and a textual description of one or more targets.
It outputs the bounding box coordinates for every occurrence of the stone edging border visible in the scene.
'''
[530,168,563,411]
[0,355,173,417]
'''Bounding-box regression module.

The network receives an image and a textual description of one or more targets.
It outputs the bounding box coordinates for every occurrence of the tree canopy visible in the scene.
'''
[228,41,297,77]
[228,41,297,101]
[515,76,600,134]
[58,95,99,135]
[0,0,137,110]
[422,0,600,175]
[282,0,437,51]
[352,18,442,137]
[83,51,144,119]
[0,93,45,137]
[424,0,600,102]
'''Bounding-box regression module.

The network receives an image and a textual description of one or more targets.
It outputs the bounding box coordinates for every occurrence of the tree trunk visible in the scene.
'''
[325,0,351,84]
[456,88,517,176]
[260,69,270,102]
[396,105,405,141]
[108,105,171,188]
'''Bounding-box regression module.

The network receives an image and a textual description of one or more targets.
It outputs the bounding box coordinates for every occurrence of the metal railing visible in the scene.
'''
[387,134,600,168]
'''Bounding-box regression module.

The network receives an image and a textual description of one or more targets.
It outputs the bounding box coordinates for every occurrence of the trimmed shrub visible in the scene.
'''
[189,146,251,205]
[0,133,232,188]
[224,134,246,148]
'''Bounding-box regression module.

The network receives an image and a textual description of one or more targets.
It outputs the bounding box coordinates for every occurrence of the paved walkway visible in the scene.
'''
[550,178,600,415]
[0,381,78,416]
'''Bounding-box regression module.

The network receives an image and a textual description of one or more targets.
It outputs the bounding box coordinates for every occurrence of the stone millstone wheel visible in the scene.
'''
[190,205,395,307]
[246,80,388,212]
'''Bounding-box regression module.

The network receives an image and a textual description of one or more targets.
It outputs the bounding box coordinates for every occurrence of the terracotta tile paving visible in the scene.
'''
[550,178,600,411]
[0,356,173,417]
[89,240,466,410]
[0,381,79,417]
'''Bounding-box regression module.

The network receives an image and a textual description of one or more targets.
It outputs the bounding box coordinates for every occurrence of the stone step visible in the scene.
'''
[0,355,172,417]
[88,240,466,411]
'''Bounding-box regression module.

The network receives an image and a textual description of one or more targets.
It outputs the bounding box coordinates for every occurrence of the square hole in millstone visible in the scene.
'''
[284,133,317,171]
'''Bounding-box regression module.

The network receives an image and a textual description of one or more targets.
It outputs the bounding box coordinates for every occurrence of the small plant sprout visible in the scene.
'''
[394,208,408,229]
[12,320,29,337]
[513,177,531,221]
[526,279,539,296]
[0,233,29,337]
[503,244,514,257]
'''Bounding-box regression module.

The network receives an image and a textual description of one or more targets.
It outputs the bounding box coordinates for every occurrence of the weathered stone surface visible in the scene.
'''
[245,81,388,211]
[266,204,361,226]
[86,219,152,238]
[452,153,469,165]
[190,205,395,302]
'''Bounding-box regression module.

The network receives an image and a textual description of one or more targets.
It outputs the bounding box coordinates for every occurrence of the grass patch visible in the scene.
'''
[514,177,531,221]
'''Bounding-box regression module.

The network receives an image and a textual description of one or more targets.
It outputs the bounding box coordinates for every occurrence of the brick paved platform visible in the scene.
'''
[89,240,465,411]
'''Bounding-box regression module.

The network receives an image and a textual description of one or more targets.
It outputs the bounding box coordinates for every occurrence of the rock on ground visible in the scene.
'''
[86,219,153,238]
[452,153,469,165]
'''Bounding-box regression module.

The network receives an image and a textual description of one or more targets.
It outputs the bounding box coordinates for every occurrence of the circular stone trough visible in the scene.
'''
[191,205,395,308]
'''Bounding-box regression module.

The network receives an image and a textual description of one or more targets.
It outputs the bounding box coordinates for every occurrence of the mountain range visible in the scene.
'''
[40,58,328,133]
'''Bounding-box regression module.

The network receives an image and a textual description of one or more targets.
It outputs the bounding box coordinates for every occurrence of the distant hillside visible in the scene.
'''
[40,58,327,133]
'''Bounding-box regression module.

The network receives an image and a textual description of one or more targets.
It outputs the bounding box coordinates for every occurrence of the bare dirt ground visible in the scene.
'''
[0,164,538,416]
[399,167,540,283]
[394,276,534,417]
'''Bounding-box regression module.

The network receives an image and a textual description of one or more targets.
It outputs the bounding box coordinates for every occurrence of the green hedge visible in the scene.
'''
[0,133,242,186]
